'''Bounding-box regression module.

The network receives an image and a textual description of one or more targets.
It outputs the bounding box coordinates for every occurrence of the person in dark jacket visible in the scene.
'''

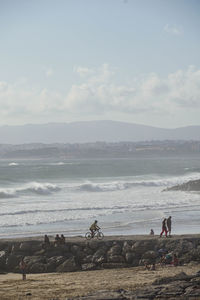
[167,216,172,237]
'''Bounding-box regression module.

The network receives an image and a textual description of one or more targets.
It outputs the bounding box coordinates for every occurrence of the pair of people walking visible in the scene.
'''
[160,216,172,237]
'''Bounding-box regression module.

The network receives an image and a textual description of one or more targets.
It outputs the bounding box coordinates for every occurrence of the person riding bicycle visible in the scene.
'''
[90,220,100,237]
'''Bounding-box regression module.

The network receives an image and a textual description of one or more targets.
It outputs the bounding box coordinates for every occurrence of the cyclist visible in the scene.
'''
[89,220,100,237]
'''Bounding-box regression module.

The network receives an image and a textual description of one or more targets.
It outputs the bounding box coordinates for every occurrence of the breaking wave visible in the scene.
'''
[75,173,200,193]
[0,182,61,198]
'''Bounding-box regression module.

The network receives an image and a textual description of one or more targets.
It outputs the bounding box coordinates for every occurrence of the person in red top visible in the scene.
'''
[160,218,168,237]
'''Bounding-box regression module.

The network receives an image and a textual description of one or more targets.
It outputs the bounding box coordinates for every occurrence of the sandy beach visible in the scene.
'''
[0,263,200,300]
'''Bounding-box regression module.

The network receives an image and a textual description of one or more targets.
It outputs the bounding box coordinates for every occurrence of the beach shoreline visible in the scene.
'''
[1,232,200,242]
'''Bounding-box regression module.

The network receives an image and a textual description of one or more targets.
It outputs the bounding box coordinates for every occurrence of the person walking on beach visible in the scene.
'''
[160,218,168,237]
[167,216,172,237]
[19,257,27,280]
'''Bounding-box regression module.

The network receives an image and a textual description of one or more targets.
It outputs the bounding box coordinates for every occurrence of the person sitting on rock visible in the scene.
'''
[54,234,61,246]
[60,234,65,245]
[165,252,173,264]
[171,253,179,266]
[89,220,100,237]
[43,234,50,248]
[150,229,154,235]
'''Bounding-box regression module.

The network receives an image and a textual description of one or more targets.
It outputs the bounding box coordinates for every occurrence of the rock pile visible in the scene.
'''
[0,236,200,274]
[164,179,200,191]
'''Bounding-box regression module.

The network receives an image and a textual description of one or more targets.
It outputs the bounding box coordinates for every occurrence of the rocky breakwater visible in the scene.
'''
[164,178,200,191]
[0,235,200,274]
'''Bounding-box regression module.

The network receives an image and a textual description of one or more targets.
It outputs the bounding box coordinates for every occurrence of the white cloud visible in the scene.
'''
[73,66,94,78]
[164,24,182,35]
[64,65,200,114]
[0,65,200,126]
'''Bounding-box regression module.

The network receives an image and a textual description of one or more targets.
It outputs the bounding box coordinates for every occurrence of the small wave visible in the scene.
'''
[21,182,61,195]
[8,162,19,166]
[0,190,16,199]
[0,205,130,217]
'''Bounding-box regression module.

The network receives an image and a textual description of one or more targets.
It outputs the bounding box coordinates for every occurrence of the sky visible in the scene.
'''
[0,0,200,128]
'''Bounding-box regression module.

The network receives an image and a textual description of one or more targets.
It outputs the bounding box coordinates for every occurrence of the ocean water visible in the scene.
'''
[0,157,200,238]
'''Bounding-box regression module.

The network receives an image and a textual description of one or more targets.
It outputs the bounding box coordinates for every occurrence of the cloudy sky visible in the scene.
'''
[0,0,200,128]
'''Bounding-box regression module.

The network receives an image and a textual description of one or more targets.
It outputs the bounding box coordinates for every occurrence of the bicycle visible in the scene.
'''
[85,229,104,240]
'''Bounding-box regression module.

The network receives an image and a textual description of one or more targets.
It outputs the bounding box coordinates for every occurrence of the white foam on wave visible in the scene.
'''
[8,162,19,166]
[21,182,61,195]
[0,182,61,198]
[0,189,16,198]
[74,173,200,193]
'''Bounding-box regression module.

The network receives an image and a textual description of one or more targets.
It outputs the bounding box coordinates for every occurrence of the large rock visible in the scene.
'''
[107,244,122,256]
[142,250,158,263]
[29,263,47,273]
[81,263,97,271]
[82,255,93,264]
[6,255,21,271]
[25,255,46,272]
[56,257,80,272]
[165,179,200,191]
[46,256,66,272]
[0,251,6,270]
[19,242,33,253]
[92,248,106,264]
[107,255,125,263]
[122,241,132,254]
[125,252,135,264]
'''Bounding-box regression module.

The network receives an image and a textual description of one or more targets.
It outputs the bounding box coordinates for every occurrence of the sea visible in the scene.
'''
[0,156,200,238]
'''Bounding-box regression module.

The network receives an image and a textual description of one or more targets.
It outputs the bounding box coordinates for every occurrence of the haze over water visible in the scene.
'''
[0,156,200,238]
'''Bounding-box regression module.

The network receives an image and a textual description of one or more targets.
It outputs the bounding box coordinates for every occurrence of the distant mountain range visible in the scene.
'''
[0,120,200,144]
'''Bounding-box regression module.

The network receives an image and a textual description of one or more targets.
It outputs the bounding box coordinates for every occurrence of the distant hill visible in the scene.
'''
[0,120,200,144]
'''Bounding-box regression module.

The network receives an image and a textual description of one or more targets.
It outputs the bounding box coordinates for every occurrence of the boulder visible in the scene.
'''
[81,263,97,271]
[6,255,21,271]
[107,244,122,256]
[11,243,20,254]
[19,242,32,253]
[125,252,135,264]
[25,255,46,272]
[122,241,133,253]
[82,255,93,264]
[107,255,125,263]
[88,240,101,250]
[29,262,47,273]
[92,248,107,264]
[56,257,80,272]
[46,256,66,272]
[83,247,93,256]
[142,250,158,263]
[0,251,6,270]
